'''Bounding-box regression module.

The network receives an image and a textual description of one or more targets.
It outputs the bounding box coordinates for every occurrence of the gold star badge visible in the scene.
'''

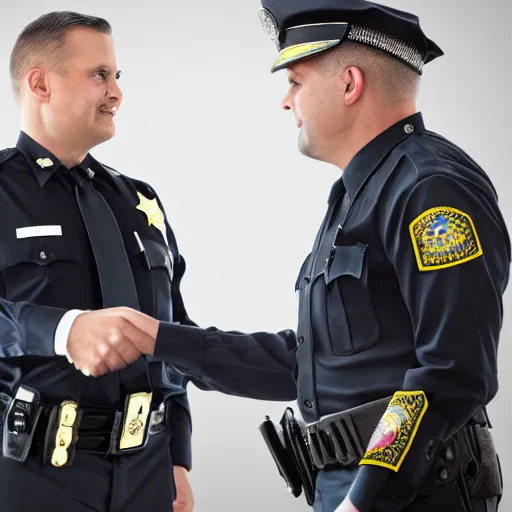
[136,192,166,241]
[36,157,54,169]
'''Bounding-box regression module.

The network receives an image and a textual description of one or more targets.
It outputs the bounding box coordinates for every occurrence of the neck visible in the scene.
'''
[20,115,89,169]
[332,102,417,170]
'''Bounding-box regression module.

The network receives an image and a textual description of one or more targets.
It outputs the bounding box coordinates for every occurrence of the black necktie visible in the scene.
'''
[72,167,151,394]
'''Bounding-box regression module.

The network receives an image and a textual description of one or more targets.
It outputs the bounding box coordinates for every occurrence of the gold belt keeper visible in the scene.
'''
[51,400,79,468]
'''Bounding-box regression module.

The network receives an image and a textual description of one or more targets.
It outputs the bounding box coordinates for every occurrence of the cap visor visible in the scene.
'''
[271,40,341,73]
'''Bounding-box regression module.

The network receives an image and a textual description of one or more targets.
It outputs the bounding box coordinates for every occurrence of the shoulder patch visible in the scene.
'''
[360,390,428,472]
[409,206,483,271]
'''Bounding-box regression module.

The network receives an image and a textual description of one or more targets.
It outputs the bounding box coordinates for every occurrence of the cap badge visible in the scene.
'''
[258,7,279,48]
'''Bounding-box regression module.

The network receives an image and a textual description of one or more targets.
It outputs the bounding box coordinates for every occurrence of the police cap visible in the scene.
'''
[258,0,443,73]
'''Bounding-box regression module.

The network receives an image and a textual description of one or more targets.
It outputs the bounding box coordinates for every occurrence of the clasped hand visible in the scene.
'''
[66,307,160,376]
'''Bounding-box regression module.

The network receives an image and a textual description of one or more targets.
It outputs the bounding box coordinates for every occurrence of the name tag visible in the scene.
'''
[16,225,62,239]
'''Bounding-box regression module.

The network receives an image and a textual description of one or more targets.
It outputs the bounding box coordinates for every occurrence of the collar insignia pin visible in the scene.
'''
[36,157,54,169]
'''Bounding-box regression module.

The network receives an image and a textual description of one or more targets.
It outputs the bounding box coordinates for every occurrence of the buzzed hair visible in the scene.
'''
[315,41,421,105]
[10,11,112,99]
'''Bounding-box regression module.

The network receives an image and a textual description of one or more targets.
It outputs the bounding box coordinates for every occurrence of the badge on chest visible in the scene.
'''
[135,192,167,244]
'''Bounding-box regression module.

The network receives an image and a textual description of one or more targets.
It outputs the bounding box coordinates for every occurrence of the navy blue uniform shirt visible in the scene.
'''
[153,112,511,507]
[0,131,194,469]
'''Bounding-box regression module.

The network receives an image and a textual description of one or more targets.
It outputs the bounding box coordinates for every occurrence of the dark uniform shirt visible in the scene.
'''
[153,112,510,504]
[0,131,194,469]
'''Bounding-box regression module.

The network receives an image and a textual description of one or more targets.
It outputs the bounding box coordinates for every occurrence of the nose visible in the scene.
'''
[106,77,123,105]
[281,89,293,111]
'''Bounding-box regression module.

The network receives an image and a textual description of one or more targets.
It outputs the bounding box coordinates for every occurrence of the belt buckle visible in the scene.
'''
[117,392,153,453]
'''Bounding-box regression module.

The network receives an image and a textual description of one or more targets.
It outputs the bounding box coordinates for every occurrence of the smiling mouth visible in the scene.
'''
[99,106,117,118]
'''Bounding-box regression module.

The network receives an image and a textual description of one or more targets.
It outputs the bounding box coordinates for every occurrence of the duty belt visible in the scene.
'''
[305,396,391,469]
[259,396,391,506]
[0,386,165,468]
[260,398,501,510]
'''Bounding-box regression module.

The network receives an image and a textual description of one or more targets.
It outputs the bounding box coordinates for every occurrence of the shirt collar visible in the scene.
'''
[328,112,425,204]
[15,131,118,189]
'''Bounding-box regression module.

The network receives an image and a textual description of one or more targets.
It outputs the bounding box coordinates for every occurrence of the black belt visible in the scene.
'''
[305,396,391,470]
[259,396,390,505]
[32,401,165,457]
[0,387,165,468]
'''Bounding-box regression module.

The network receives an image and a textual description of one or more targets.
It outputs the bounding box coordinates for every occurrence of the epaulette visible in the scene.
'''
[0,148,18,169]
[100,163,122,178]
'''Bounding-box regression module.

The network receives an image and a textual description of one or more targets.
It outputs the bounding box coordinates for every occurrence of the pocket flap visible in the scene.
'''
[137,239,174,282]
[0,236,81,269]
[295,253,312,291]
[325,243,368,284]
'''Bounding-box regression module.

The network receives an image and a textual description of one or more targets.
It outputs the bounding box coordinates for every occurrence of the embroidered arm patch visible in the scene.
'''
[409,206,483,271]
[359,390,428,472]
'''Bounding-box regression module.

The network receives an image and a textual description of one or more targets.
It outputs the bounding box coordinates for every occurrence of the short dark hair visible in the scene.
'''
[10,11,112,98]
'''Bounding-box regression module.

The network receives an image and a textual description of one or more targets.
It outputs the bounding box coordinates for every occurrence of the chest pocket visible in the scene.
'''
[324,242,380,355]
[0,236,82,300]
[130,237,174,322]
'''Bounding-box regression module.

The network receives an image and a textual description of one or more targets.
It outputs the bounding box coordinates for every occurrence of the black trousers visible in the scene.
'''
[313,468,499,512]
[0,429,175,512]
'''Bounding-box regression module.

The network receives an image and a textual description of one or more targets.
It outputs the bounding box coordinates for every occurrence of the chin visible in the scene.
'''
[97,127,116,145]
[298,137,316,160]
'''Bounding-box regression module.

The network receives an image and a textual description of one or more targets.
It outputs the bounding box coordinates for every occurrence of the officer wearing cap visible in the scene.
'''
[98,1,509,511]
[0,11,198,512]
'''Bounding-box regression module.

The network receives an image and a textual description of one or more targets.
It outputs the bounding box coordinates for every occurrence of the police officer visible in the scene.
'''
[82,2,510,511]
[0,11,197,512]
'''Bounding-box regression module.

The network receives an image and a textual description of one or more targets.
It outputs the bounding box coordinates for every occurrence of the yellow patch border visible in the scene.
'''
[409,206,483,272]
[359,390,428,472]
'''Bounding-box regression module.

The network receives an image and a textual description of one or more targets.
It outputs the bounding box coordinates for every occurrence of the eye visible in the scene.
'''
[94,70,108,80]
[115,71,121,80]
[288,79,300,88]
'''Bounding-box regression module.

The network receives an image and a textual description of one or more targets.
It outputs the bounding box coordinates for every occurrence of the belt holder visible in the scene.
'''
[111,391,153,455]
[259,414,303,498]
[305,396,391,469]
[42,400,82,468]
[2,386,43,463]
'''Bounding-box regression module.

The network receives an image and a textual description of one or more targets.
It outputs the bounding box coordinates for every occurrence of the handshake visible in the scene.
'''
[65,307,160,377]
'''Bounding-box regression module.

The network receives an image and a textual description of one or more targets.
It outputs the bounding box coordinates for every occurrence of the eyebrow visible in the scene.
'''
[92,65,122,76]
[288,69,303,80]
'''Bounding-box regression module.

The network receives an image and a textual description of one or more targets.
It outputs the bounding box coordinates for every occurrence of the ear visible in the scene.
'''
[342,66,364,106]
[26,68,51,103]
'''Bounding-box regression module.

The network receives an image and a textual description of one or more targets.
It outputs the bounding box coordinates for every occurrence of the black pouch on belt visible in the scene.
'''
[259,407,316,506]
[1,386,42,463]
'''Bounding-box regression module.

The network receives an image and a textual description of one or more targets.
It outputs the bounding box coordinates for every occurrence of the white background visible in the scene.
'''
[0,1,511,510]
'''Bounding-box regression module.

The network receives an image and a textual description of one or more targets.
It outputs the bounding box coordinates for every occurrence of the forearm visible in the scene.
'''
[0,297,68,357]
[153,322,298,401]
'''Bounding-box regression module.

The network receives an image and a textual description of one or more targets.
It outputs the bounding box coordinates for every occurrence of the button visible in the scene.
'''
[404,124,415,134]
[298,336,304,344]
[438,469,448,481]
[303,276,311,285]
[304,399,313,409]
[39,251,47,260]
[444,447,454,462]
